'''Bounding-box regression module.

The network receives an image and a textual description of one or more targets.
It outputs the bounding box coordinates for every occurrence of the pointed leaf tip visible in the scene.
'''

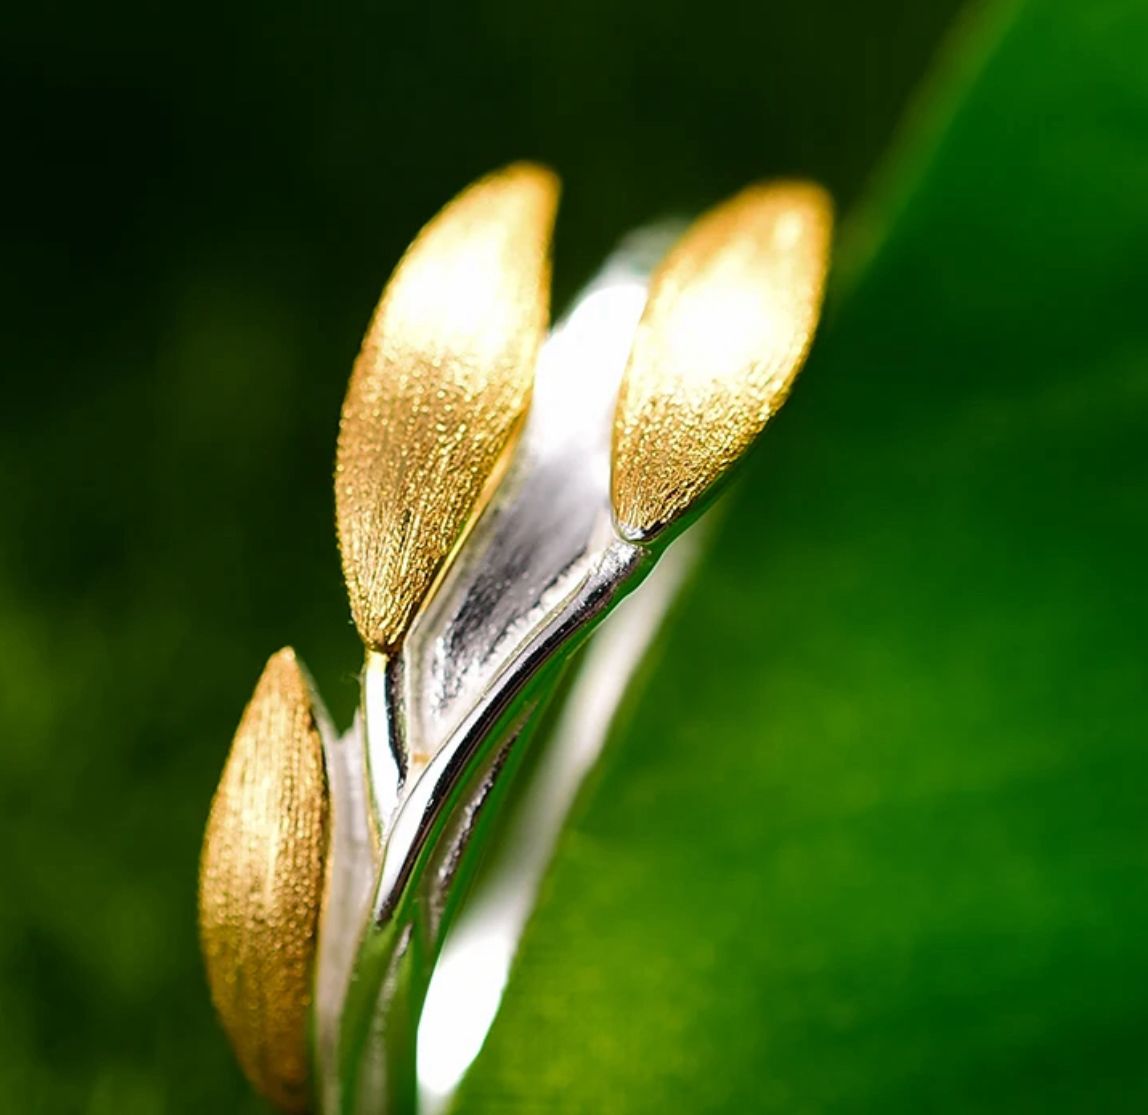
[198,647,330,1113]
[336,163,560,651]
[611,181,833,541]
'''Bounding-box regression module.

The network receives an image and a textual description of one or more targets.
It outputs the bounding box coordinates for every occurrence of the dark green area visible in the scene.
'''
[455,0,1148,1111]
[5,0,1145,1111]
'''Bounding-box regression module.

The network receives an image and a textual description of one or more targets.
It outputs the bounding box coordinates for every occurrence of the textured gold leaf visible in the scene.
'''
[611,182,833,541]
[336,163,559,651]
[198,648,329,1113]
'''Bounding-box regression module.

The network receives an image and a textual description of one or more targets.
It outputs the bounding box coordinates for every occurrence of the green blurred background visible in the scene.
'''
[4,0,1147,1111]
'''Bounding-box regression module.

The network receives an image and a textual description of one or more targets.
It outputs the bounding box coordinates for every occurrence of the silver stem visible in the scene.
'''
[313,228,694,1115]
[418,527,700,1110]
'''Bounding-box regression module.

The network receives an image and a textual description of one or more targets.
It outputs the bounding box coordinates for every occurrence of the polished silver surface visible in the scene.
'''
[312,229,700,1115]
[316,715,377,1115]
[404,250,656,764]
[418,529,700,1111]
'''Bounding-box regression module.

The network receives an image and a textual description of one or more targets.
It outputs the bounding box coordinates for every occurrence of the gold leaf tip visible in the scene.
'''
[198,647,329,1113]
[611,180,833,541]
[336,162,560,651]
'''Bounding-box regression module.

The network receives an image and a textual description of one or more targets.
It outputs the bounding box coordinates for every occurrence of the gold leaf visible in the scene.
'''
[198,648,329,1113]
[336,163,559,651]
[611,181,833,541]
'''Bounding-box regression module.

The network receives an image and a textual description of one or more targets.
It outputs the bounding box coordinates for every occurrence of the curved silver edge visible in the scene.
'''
[316,713,377,1115]
[313,227,693,1115]
[418,526,701,1111]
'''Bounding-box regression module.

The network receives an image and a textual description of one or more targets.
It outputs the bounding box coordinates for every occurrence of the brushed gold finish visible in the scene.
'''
[611,181,833,541]
[199,648,329,1113]
[336,163,559,651]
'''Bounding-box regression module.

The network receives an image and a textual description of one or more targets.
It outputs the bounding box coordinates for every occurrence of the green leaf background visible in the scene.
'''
[1,0,1145,1110]
[456,2,1148,1110]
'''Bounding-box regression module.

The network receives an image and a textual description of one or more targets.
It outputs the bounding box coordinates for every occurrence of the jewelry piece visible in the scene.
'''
[198,164,832,1115]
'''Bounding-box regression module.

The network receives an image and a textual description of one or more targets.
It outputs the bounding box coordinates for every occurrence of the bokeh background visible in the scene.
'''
[4,0,1147,1111]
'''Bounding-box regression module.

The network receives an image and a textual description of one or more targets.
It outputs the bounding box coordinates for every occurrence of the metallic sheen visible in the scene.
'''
[334,242,672,1114]
[199,648,330,1113]
[200,177,836,1115]
[611,181,832,541]
[336,163,559,651]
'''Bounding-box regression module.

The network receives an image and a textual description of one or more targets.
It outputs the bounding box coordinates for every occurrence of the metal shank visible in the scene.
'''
[319,233,681,1115]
